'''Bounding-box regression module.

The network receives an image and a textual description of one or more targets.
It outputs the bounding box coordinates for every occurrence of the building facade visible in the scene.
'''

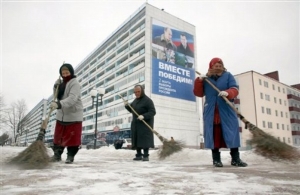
[41,3,201,148]
[235,71,300,148]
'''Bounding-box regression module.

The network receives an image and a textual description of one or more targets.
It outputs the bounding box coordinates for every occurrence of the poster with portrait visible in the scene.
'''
[151,19,196,101]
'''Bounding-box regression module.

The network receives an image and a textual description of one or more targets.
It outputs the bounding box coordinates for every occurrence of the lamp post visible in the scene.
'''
[90,87,105,149]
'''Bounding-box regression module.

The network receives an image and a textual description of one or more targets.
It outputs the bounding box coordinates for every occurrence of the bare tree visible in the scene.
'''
[0,133,9,146]
[0,93,8,130]
[6,99,28,143]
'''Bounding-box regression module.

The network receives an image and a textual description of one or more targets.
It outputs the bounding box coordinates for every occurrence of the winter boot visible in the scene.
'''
[133,149,143,160]
[212,151,223,167]
[230,151,248,167]
[50,145,64,162]
[65,146,79,164]
[142,148,149,161]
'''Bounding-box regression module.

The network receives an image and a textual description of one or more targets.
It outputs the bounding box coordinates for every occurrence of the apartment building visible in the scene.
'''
[38,3,201,148]
[17,99,47,145]
[235,71,300,148]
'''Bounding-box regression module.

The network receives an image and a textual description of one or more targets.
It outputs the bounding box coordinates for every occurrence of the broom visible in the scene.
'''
[196,71,300,162]
[118,94,184,159]
[9,77,60,169]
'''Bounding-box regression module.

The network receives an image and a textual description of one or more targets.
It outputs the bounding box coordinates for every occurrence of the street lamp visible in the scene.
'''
[90,87,105,149]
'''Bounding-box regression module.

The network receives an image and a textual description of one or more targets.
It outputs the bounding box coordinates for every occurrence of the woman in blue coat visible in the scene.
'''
[193,58,247,167]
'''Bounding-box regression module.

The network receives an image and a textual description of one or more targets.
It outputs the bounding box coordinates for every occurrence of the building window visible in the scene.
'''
[264,81,268,88]
[283,88,285,94]
[279,99,282,105]
[259,79,262,85]
[284,100,286,106]
[282,124,285,130]
[272,84,275,90]
[275,110,278,116]
[280,111,283,117]
[266,108,271,115]
[265,94,270,101]
[276,123,279,129]
[287,125,289,131]
[283,137,286,143]
[267,122,272,128]
[262,121,266,128]
[261,106,265,113]
[278,86,281,92]
[260,92,263,99]
[285,112,288,118]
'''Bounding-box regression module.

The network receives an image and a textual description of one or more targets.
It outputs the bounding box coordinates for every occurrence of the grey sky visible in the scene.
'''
[1,0,299,111]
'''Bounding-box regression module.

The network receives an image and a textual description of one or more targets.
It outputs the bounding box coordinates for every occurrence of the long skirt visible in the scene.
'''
[53,121,82,146]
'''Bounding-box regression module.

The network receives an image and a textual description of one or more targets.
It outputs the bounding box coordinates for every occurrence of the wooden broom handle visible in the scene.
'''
[195,71,250,126]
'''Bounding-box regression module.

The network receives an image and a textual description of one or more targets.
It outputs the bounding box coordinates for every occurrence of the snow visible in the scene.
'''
[1,146,300,195]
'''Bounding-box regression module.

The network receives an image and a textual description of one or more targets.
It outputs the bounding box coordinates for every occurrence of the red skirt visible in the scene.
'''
[213,124,227,149]
[53,121,82,146]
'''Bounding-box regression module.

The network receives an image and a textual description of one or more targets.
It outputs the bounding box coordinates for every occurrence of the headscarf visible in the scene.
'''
[57,63,76,100]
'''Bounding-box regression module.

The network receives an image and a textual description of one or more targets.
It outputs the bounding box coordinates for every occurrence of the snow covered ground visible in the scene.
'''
[1,146,300,195]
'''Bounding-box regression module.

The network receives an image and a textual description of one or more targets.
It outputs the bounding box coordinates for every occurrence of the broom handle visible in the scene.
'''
[195,71,251,128]
[118,94,167,141]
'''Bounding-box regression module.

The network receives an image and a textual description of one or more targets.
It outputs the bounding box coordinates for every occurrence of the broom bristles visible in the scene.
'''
[249,126,300,162]
[158,140,185,160]
[9,140,50,169]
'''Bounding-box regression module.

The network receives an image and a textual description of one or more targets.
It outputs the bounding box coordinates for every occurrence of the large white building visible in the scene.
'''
[235,70,300,148]
[43,3,201,148]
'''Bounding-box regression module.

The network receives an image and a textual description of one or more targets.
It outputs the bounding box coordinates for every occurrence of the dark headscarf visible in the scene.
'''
[134,85,145,99]
[57,63,76,100]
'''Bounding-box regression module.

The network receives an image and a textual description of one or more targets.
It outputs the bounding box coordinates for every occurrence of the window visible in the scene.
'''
[272,84,275,90]
[287,125,289,131]
[285,112,288,118]
[282,124,285,130]
[276,123,279,129]
[281,111,283,117]
[283,88,285,94]
[259,79,262,85]
[279,99,282,104]
[275,110,278,116]
[264,81,268,88]
[262,121,266,128]
[278,86,281,92]
[265,94,270,101]
[267,122,272,128]
[284,100,286,106]
[266,108,271,115]
[274,97,277,103]
[260,93,263,99]
[261,106,265,113]
[283,137,286,143]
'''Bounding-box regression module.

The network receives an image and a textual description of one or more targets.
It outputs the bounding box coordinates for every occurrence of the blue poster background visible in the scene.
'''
[152,58,196,102]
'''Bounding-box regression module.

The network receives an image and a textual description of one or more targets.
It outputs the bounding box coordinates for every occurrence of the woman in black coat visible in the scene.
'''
[124,85,156,161]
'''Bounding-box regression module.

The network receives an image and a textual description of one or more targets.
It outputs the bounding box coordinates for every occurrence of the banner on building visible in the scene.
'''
[151,19,195,101]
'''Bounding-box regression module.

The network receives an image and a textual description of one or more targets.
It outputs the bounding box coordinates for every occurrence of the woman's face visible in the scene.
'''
[212,62,224,71]
[134,86,142,98]
[61,70,71,77]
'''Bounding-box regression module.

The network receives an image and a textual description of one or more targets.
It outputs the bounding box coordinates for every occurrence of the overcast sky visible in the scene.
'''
[1,0,299,112]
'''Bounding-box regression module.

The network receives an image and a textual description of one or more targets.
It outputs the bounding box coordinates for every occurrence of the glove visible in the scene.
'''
[54,78,62,89]
[198,74,207,79]
[55,78,62,85]
[218,91,228,97]
[137,115,144,120]
[123,100,128,106]
[50,102,58,109]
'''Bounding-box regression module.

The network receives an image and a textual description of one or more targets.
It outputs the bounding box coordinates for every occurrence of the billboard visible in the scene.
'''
[152,19,195,101]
